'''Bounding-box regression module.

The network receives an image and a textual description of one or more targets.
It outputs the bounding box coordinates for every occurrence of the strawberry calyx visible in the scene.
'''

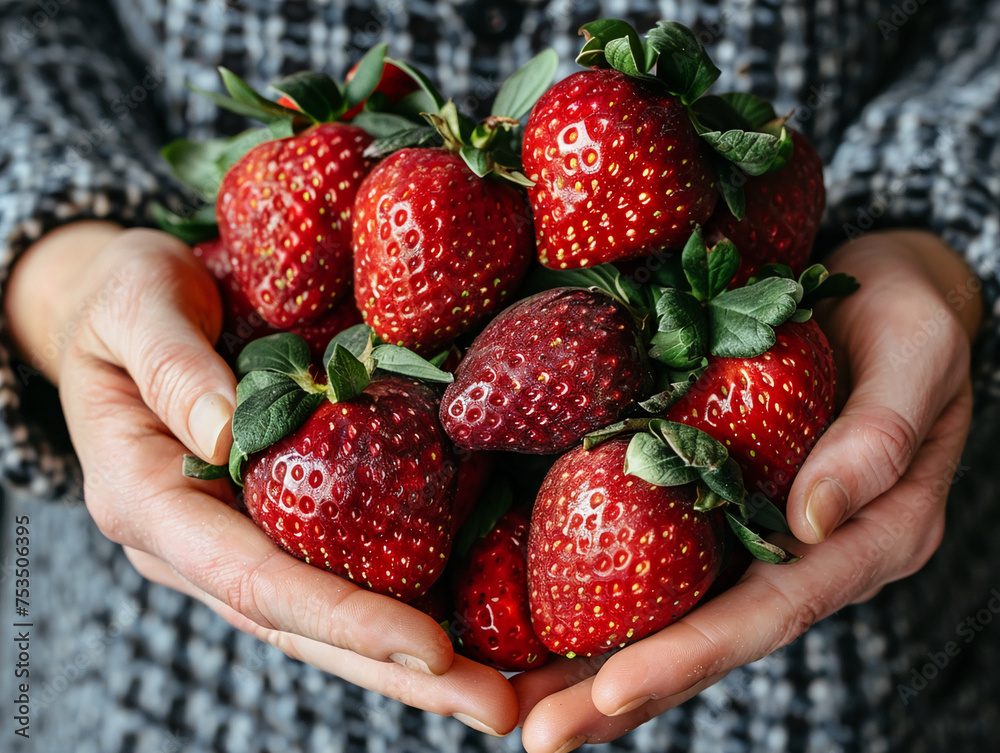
[584,418,799,564]
[574,19,793,219]
[182,326,453,486]
[363,50,558,186]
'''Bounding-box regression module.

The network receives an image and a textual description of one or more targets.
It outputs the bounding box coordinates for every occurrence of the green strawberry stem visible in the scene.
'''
[183,328,453,486]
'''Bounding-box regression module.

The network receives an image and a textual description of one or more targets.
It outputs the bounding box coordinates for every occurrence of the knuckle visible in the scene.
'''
[861,406,918,485]
[226,552,280,629]
[899,516,945,580]
[754,576,823,652]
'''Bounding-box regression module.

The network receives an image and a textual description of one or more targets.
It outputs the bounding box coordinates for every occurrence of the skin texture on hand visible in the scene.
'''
[511,230,983,752]
[4,222,520,736]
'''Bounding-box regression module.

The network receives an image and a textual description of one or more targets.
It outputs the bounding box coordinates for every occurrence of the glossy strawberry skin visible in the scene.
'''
[528,438,724,657]
[218,122,374,329]
[242,377,458,601]
[667,319,836,509]
[353,148,533,353]
[193,237,363,364]
[453,509,550,671]
[440,288,652,454]
[523,69,717,270]
[706,130,825,286]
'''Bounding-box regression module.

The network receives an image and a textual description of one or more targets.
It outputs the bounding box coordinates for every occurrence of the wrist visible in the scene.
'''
[5,221,127,382]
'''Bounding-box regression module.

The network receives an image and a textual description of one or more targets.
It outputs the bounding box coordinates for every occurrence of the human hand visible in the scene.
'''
[510,229,982,752]
[5,222,518,735]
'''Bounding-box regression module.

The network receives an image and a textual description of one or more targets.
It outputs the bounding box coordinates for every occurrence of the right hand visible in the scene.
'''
[5,221,517,736]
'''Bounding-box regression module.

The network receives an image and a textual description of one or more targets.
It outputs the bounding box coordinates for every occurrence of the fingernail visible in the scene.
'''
[805,478,849,542]
[189,392,233,460]
[390,652,433,676]
[611,695,650,716]
[452,713,502,737]
[553,735,587,753]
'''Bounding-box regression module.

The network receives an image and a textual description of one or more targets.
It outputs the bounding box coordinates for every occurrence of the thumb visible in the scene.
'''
[81,230,237,465]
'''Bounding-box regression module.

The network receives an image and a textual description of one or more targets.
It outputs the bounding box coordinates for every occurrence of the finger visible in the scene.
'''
[123,547,517,736]
[788,269,970,543]
[65,365,455,675]
[588,391,968,719]
[510,654,609,727]
[76,230,236,464]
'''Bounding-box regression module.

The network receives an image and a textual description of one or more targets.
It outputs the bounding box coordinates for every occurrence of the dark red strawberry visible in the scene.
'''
[667,319,836,509]
[705,130,826,286]
[408,578,453,626]
[453,508,550,670]
[352,147,533,352]
[292,298,364,361]
[218,122,374,329]
[528,437,724,657]
[451,450,495,534]
[440,287,652,454]
[523,68,717,269]
[242,376,457,601]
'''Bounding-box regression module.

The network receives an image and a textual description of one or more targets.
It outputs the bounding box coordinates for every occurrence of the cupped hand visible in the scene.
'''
[5,222,517,735]
[511,229,983,752]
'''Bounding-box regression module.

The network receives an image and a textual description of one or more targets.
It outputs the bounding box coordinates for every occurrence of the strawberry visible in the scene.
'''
[218,121,374,329]
[523,68,717,269]
[451,450,495,534]
[184,329,460,601]
[193,237,364,364]
[352,147,533,352]
[527,437,725,657]
[276,59,418,119]
[440,286,651,454]
[453,508,550,670]
[705,130,826,286]
[667,318,836,509]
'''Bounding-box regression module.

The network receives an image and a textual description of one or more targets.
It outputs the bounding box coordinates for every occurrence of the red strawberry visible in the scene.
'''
[667,319,836,509]
[523,68,717,269]
[408,578,453,626]
[451,450,495,534]
[705,130,826,286]
[440,287,652,454]
[453,508,550,670]
[352,147,533,353]
[528,437,724,657]
[194,237,364,363]
[343,60,419,119]
[242,377,457,601]
[218,122,374,329]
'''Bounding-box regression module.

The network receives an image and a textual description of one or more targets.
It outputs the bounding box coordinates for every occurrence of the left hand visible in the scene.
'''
[511,230,983,752]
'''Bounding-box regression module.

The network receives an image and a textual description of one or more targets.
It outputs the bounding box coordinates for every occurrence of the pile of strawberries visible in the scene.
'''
[169,20,856,670]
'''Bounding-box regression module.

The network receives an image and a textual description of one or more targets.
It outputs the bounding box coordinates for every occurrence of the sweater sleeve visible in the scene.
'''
[820,0,1000,405]
[0,0,189,497]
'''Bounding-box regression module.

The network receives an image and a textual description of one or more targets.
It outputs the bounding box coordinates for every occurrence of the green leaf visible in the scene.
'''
[725,512,800,564]
[521,264,648,313]
[459,144,491,177]
[681,227,711,301]
[699,457,745,507]
[385,58,446,112]
[236,333,313,379]
[720,92,778,129]
[362,125,439,159]
[582,418,654,450]
[688,95,753,133]
[182,454,229,480]
[371,344,454,384]
[270,71,344,123]
[576,19,643,69]
[800,270,860,308]
[235,369,294,404]
[748,263,795,283]
[151,202,218,244]
[638,366,705,414]
[202,68,299,123]
[352,111,427,139]
[604,32,654,79]
[715,160,747,221]
[491,48,559,120]
[701,127,793,176]
[706,277,801,357]
[453,483,512,561]
[649,289,708,370]
[323,324,378,366]
[624,432,701,487]
[229,440,247,487]
[326,344,372,403]
[707,239,741,298]
[648,419,729,471]
[160,137,232,202]
[745,494,793,535]
[342,43,387,112]
[646,21,721,104]
[232,382,324,456]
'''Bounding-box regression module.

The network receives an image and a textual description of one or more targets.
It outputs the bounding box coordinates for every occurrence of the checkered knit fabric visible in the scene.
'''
[2,0,1000,751]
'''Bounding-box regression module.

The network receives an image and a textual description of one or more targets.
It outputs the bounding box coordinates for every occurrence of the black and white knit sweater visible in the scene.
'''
[2,1,1000,751]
